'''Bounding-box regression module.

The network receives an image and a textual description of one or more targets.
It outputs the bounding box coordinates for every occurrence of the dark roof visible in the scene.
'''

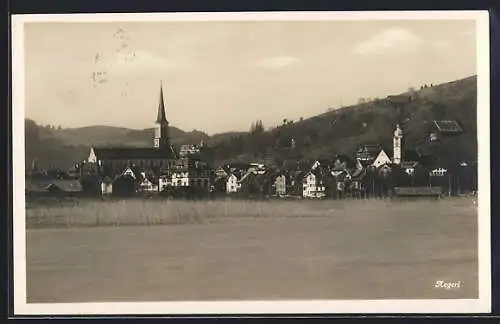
[227,163,252,170]
[92,146,176,160]
[357,159,372,168]
[400,161,419,168]
[102,176,113,184]
[356,144,382,156]
[433,120,463,133]
[26,178,83,192]
[156,85,167,123]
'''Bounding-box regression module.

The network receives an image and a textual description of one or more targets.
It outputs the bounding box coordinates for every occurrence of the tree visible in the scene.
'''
[250,120,264,134]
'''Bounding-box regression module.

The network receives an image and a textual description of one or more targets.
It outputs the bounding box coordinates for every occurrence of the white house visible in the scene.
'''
[101,176,113,195]
[139,172,157,192]
[430,167,448,177]
[179,144,201,157]
[274,174,287,196]
[401,161,419,176]
[171,170,190,187]
[158,175,172,192]
[371,149,392,168]
[122,167,137,179]
[302,171,326,198]
[226,174,241,193]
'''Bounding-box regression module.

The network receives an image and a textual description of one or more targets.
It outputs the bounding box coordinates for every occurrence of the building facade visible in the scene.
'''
[87,84,177,180]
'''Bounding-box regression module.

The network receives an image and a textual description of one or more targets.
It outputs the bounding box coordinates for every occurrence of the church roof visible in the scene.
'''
[92,146,177,160]
[156,84,167,124]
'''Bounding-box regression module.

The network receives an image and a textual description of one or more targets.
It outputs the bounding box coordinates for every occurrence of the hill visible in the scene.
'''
[24,75,477,170]
[24,120,247,170]
[210,75,477,167]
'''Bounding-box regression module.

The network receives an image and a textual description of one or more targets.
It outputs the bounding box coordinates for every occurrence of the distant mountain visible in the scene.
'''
[24,119,248,169]
[50,125,210,148]
[25,75,477,170]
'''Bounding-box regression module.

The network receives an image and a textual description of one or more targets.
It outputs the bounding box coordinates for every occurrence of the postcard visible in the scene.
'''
[11,10,491,315]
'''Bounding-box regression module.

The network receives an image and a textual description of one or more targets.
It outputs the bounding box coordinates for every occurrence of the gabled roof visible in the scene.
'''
[357,144,382,154]
[357,159,372,168]
[102,176,113,184]
[433,120,463,133]
[227,163,252,171]
[400,161,419,168]
[91,146,177,160]
[238,170,254,184]
[26,178,83,192]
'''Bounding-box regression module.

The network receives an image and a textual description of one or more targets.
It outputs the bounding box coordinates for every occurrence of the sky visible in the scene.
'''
[23,19,476,135]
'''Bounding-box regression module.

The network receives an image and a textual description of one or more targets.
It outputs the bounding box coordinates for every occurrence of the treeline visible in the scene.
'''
[25,119,90,170]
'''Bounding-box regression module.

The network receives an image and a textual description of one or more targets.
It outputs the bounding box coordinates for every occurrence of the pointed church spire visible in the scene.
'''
[156,81,167,124]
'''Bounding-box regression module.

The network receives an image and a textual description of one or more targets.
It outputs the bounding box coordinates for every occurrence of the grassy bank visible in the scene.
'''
[25,196,477,229]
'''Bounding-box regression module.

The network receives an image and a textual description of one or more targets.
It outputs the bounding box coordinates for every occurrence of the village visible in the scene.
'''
[25,85,477,200]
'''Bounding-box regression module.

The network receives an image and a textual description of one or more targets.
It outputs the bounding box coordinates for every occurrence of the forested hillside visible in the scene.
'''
[24,75,477,170]
[211,75,477,167]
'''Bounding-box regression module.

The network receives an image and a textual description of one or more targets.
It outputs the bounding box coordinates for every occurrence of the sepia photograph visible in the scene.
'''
[12,11,490,315]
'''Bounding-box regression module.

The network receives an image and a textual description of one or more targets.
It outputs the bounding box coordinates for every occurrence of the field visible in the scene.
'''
[25,197,478,302]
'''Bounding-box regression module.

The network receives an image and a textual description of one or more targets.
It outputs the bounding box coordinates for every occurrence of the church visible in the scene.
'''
[87,84,178,178]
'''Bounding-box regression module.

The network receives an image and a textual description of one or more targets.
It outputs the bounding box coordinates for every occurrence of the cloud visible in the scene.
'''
[353,27,425,56]
[254,56,301,69]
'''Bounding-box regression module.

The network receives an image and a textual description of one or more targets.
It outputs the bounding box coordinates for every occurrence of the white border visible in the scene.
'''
[12,10,491,315]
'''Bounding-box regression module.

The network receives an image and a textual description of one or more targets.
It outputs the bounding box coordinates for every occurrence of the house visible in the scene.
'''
[331,155,350,173]
[214,166,231,178]
[400,161,419,176]
[239,170,271,196]
[350,167,367,192]
[429,120,463,142]
[288,170,306,196]
[179,143,203,158]
[248,163,267,175]
[371,149,392,168]
[226,173,241,194]
[103,166,147,197]
[430,167,448,177]
[87,84,177,175]
[302,169,326,199]
[356,144,382,162]
[138,172,158,193]
[158,174,172,192]
[334,171,351,192]
[101,176,113,195]
[378,164,393,177]
[170,157,211,190]
[26,177,83,197]
[274,173,287,196]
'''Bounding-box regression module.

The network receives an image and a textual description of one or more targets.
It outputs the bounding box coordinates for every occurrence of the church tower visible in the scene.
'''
[154,82,170,149]
[393,124,403,165]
